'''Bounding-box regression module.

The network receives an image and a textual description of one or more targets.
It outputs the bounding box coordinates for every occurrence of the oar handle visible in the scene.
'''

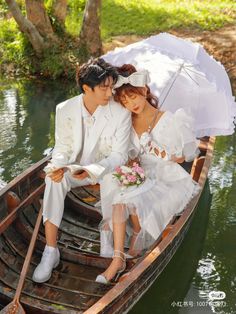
[14,205,43,301]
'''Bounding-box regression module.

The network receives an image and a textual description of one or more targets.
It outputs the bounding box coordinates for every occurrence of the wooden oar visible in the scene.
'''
[0,204,43,314]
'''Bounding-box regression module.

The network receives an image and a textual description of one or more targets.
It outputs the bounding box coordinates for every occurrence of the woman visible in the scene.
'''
[96,64,199,284]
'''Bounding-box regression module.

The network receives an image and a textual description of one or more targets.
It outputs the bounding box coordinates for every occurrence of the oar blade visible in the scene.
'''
[0,300,26,314]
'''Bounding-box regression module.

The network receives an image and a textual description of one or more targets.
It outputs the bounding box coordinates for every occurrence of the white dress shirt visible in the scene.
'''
[79,101,102,166]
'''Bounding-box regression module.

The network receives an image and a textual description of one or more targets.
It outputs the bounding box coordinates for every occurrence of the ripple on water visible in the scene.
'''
[197,256,220,282]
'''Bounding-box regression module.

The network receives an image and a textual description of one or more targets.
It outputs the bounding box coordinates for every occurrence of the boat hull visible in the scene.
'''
[0,137,215,313]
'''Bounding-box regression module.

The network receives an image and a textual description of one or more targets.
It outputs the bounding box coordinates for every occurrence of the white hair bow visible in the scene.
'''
[114,69,150,89]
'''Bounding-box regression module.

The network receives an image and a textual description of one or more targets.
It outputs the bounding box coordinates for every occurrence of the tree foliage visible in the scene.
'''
[4,0,102,58]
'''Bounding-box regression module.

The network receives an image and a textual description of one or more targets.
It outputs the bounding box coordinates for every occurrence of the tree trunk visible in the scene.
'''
[5,0,45,57]
[25,0,58,42]
[53,0,67,25]
[79,0,102,57]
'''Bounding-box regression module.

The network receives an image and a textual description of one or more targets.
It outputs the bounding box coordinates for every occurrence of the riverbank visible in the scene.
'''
[1,0,235,80]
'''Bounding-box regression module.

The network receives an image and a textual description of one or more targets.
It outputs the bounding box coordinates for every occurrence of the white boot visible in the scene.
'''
[32,245,60,283]
[100,230,114,258]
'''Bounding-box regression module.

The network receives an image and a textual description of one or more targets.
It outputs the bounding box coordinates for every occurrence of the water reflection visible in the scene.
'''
[192,133,236,314]
[0,79,77,183]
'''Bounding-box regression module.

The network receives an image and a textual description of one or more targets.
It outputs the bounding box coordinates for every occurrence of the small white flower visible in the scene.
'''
[123,179,129,185]
[121,166,132,173]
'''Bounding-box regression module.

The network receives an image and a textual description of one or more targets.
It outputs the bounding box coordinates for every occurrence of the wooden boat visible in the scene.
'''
[0,136,215,314]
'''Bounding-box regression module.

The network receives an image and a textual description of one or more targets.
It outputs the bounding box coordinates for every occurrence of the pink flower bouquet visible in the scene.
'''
[113,162,145,189]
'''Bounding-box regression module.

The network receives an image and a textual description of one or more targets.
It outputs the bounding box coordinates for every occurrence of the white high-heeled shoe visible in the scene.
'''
[95,250,126,284]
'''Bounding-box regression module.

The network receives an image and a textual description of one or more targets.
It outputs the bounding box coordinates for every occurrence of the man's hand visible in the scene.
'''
[73,170,89,180]
[48,168,65,183]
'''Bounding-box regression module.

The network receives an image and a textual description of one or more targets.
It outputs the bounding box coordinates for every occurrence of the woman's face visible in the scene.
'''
[119,90,147,114]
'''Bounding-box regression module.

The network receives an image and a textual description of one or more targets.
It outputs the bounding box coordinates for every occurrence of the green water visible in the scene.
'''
[0,79,76,184]
[0,79,235,314]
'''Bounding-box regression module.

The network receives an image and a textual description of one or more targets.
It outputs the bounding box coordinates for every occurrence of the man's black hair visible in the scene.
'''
[77,58,118,93]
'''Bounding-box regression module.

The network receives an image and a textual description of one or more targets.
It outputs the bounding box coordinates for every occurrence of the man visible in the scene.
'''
[32,58,131,283]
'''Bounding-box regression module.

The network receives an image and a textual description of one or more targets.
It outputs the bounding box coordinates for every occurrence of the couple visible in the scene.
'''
[32,58,199,284]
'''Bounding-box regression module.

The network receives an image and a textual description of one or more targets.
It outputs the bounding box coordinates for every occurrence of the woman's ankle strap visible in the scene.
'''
[113,250,126,262]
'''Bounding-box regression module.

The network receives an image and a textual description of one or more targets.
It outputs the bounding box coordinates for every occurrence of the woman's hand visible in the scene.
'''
[126,157,140,167]
[171,155,185,163]
[48,168,65,182]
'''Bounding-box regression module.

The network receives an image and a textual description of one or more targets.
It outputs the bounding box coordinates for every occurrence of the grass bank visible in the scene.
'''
[0,0,235,79]
[68,0,236,38]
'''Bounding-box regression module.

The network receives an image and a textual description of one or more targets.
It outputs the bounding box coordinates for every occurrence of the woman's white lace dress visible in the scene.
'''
[99,108,200,257]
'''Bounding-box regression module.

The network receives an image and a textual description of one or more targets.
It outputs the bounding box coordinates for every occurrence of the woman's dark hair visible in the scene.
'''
[76,58,118,93]
[114,64,159,108]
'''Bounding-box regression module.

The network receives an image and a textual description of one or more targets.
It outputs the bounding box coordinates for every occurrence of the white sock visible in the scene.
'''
[45,244,57,252]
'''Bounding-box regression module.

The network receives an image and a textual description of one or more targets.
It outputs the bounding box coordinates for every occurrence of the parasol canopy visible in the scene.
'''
[103,33,236,137]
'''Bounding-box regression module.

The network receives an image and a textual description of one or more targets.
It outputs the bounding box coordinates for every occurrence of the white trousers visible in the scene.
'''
[43,171,92,227]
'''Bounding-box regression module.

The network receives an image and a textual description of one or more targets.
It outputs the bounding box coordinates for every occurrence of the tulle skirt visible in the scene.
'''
[99,160,199,257]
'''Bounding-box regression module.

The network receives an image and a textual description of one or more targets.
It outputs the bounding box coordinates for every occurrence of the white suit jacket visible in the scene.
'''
[48,94,131,177]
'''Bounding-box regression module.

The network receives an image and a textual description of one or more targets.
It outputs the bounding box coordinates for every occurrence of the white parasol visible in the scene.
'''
[103,33,236,137]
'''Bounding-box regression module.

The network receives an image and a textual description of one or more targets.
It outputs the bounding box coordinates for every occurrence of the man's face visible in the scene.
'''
[91,76,114,106]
